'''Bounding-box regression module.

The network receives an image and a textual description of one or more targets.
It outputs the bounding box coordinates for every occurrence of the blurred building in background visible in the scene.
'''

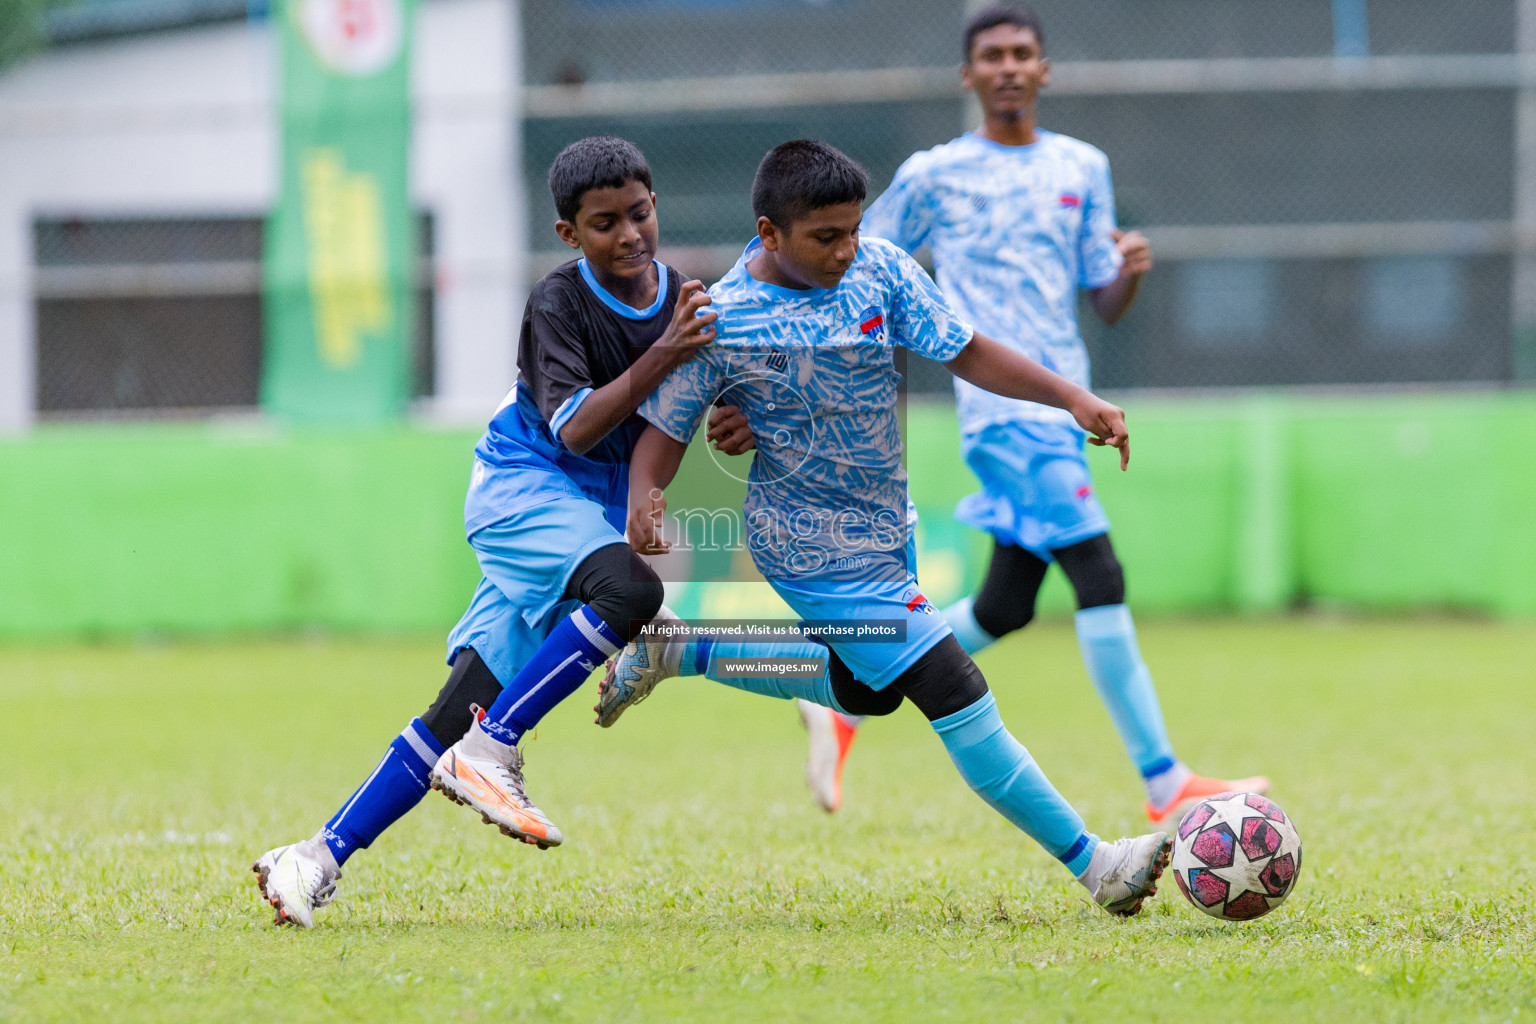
[1,0,1533,428]
[0,0,520,430]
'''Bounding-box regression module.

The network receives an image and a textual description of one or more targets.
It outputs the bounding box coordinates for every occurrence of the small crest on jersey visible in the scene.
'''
[766,349,788,372]
[1059,193,1082,208]
[904,590,935,614]
[858,306,886,338]
[1075,485,1094,499]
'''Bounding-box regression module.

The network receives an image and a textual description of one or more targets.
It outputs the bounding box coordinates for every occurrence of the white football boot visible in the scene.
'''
[594,605,686,728]
[252,838,340,928]
[430,714,564,848]
[1076,832,1172,917]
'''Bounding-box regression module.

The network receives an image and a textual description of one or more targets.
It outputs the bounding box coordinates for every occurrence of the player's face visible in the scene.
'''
[963,23,1049,118]
[767,202,863,290]
[559,179,660,281]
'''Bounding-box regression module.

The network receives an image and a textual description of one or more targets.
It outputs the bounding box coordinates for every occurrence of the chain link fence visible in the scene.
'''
[31,215,436,417]
[524,0,1530,393]
[12,0,1534,417]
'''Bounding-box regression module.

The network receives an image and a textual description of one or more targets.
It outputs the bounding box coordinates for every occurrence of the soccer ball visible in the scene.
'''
[1170,792,1302,920]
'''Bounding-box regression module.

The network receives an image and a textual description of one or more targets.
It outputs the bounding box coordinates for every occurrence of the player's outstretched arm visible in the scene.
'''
[560,280,718,455]
[627,424,690,554]
[945,333,1130,470]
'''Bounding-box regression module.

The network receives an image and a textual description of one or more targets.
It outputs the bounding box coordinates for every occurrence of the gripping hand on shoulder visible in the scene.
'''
[655,280,717,363]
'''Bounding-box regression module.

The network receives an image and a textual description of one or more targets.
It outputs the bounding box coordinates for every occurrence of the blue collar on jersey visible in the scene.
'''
[737,237,835,301]
[577,257,670,319]
[965,128,1052,154]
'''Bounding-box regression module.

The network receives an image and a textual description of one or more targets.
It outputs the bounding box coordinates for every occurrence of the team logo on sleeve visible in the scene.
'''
[1059,193,1082,208]
[858,306,886,344]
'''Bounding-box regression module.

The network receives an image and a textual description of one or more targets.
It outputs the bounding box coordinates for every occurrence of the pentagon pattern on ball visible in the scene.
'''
[1260,852,1297,897]
[1244,793,1288,823]
[1178,801,1214,839]
[1170,791,1303,922]
[1190,821,1236,868]
[1240,817,1281,861]
[1187,868,1229,908]
[1224,891,1272,920]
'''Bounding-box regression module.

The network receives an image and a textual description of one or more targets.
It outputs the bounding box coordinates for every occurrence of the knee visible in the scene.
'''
[576,546,666,642]
[972,588,1035,638]
[829,655,904,717]
[609,565,665,642]
[1058,536,1126,609]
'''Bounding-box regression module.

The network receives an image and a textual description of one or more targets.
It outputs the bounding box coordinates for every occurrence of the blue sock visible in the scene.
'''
[700,640,848,713]
[322,717,444,867]
[480,605,622,745]
[931,692,1100,875]
[1074,604,1177,778]
[942,595,999,655]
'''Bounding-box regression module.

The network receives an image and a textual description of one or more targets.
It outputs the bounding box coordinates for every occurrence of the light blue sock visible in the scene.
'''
[1074,604,1178,779]
[942,595,999,655]
[931,692,1099,875]
[698,639,848,713]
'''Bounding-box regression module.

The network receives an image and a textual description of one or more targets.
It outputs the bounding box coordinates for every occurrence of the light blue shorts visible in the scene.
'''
[444,495,629,684]
[955,420,1111,559]
[768,548,951,690]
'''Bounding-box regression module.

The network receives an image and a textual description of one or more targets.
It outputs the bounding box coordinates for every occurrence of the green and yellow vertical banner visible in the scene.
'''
[262,0,416,423]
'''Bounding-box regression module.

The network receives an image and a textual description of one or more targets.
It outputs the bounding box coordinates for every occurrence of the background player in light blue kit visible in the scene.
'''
[841,3,1269,827]
[623,140,1172,916]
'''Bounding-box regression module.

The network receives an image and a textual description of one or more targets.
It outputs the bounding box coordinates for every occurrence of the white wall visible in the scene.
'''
[0,0,522,431]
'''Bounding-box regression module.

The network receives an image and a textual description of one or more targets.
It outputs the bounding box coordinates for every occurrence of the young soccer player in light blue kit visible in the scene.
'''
[831,4,1269,825]
[623,139,1171,916]
[606,5,1267,825]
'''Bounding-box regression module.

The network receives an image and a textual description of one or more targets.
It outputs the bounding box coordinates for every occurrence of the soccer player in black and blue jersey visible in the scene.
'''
[252,137,755,927]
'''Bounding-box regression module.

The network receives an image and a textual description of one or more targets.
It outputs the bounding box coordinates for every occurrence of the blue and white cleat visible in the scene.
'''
[252,840,340,928]
[594,605,685,728]
[1077,832,1172,918]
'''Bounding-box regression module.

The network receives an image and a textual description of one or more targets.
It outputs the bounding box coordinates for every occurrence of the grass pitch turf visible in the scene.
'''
[2,618,1534,1022]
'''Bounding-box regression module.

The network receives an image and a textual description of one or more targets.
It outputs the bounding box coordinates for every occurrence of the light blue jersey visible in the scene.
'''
[863,130,1122,434]
[640,236,973,585]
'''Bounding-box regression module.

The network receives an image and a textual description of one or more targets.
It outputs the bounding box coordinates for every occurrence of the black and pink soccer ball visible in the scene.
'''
[1170,792,1302,920]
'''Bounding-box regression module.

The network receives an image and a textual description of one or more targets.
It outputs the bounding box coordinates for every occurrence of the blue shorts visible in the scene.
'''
[768,547,951,690]
[954,420,1111,559]
[445,495,629,684]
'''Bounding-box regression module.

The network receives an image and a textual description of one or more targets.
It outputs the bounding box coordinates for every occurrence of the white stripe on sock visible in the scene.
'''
[399,724,439,770]
[497,649,585,723]
[330,752,391,831]
[573,607,621,658]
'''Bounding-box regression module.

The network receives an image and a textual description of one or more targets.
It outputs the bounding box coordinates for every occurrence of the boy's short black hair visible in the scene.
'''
[548,136,653,223]
[751,140,868,230]
[963,3,1045,61]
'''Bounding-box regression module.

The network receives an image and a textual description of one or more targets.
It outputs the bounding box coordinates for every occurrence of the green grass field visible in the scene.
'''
[2,618,1534,1022]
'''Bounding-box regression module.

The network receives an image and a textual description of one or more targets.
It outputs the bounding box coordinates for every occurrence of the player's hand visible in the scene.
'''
[707,404,756,455]
[1072,394,1130,471]
[626,487,671,555]
[655,280,717,362]
[1111,229,1153,277]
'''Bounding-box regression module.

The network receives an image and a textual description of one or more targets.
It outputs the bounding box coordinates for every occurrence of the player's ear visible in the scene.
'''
[756,215,780,252]
[959,61,974,91]
[554,219,581,250]
[1038,56,1051,86]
